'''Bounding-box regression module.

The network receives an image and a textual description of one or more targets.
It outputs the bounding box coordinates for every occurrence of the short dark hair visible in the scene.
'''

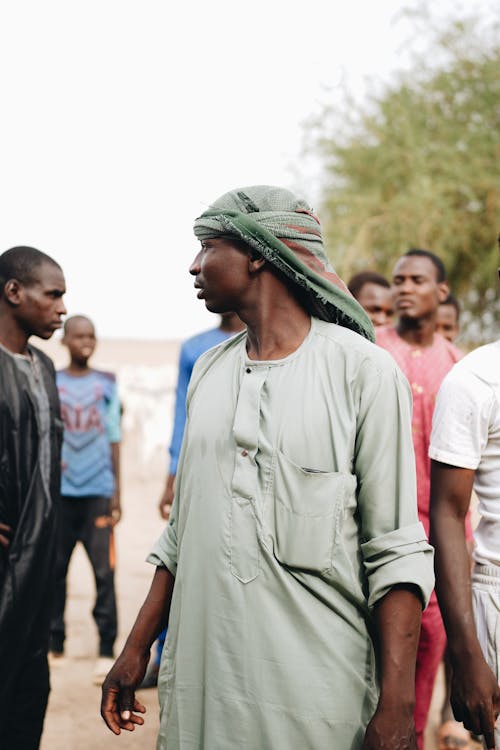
[404,248,446,283]
[0,246,60,297]
[347,270,390,299]
[440,293,460,320]
[63,314,95,336]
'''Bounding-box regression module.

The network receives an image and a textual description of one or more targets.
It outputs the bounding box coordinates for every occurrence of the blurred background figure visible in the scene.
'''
[437,721,471,749]
[347,270,394,327]
[436,294,461,343]
[140,311,245,689]
[49,315,121,687]
[377,248,462,750]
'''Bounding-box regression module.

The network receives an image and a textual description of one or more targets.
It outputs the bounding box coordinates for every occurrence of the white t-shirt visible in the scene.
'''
[429,340,500,566]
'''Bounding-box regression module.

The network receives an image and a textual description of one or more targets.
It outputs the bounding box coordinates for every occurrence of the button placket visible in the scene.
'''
[229,366,267,584]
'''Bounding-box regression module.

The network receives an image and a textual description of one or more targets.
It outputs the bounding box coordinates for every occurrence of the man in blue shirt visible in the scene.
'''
[158,312,244,520]
[139,312,244,689]
[49,315,121,686]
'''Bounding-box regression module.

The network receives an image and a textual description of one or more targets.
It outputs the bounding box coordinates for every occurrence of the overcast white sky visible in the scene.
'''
[0,0,493,339]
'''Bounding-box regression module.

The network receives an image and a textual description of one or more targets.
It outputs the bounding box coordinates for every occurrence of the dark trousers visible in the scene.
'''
[0,647,50,749]
[49,496,117,657]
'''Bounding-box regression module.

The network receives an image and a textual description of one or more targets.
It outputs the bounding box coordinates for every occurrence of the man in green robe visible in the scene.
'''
[101,186,434,749]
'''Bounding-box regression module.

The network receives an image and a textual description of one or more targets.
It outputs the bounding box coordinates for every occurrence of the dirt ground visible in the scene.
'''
[36,336,476,750]
[41,452,166,749]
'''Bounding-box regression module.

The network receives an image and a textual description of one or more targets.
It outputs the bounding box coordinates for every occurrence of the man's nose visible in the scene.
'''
[58,299,67,316]
[189,251,202,275]
[398,279,413,293]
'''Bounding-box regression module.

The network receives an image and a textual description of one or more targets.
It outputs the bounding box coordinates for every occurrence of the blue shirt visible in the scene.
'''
[57,369,121,498]
[169,328,234,474]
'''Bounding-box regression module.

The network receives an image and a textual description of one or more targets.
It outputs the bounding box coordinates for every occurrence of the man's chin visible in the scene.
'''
[204,300,225,314]
[34,328,59,340]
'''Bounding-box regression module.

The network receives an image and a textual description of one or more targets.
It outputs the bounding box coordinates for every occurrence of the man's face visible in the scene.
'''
[189,238,250,313]
[63,318,96,364]
[392,255,448,321]
[17,262,67,339]
[435,304,459,342]
[356,282,394,327]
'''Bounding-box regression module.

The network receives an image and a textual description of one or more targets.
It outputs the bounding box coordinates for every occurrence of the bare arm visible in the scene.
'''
[110,442,121,525]
[158,473,175,521]
[430,459,500,749]
[363,585,422,749]
[101,566,175,734]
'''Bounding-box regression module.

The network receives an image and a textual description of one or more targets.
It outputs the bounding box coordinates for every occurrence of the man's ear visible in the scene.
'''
[437,281,450,304]
[3,279,22,306]
[248,254,266,274]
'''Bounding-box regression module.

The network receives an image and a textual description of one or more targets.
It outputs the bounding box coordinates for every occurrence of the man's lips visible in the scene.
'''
[194,282,205,298]
[395,299,414,309]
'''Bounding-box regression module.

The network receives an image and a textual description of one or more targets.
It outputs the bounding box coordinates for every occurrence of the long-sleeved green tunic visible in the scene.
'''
[148,317,434,749]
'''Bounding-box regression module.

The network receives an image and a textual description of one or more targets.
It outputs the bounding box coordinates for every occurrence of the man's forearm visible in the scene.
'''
[125,566,175,654]
[429,462,478,661]
[431,512,479,662]
[111,442,121,500]
[362,586,422,748]
[375,585,422,708]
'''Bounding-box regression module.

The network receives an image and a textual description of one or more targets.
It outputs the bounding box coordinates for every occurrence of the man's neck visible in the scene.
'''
[241,297,311,361]
[0,314,29,354]
[395,315,437,347]
[66,361,92,376]
[219,314,245,335]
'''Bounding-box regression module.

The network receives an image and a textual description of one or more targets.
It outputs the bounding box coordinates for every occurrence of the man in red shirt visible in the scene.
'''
[377,248,462,749]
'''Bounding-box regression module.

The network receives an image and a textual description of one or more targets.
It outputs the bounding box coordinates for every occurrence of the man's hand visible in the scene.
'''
[0,522,12,550]
[158,474,175,521]
[109,492,122,527]
[363,704,417,749]
[101,567,174,734]
[449,654,500,750]
[101,647,148,735]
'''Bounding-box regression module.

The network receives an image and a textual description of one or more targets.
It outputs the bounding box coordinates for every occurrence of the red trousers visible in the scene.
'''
[414,595,447,750]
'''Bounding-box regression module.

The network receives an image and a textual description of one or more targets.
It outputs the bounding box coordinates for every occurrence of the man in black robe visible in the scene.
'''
[0,246,66,749]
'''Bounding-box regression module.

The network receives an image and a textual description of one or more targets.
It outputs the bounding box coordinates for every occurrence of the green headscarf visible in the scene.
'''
[193,185,375,342]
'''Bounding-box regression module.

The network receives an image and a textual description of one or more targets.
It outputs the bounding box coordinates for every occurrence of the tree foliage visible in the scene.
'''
[312,8,500,341]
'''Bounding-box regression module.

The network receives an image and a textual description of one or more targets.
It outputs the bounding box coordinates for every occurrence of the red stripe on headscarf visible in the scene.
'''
[281,240,353,295]
[294,207,321,225]
[285,223,322,238]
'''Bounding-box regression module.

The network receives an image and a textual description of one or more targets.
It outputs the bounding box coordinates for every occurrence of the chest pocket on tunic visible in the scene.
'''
[271,450,357,574]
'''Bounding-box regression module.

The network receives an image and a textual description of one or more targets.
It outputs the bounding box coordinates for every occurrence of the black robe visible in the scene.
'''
[0,344,62,700]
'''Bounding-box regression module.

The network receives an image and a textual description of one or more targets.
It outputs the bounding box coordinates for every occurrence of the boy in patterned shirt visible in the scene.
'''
[49,315,121,685]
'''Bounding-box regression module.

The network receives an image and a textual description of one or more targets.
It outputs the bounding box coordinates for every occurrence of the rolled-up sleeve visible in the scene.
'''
[147,495,179,576]
[354,355,435,609]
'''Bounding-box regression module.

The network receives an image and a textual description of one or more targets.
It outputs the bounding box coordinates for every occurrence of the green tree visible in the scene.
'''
[312,9,500,342]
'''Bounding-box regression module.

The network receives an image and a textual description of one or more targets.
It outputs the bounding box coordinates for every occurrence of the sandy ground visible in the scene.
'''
[41,442,166,749]
[38,336,176,750]
[34,336,477,750]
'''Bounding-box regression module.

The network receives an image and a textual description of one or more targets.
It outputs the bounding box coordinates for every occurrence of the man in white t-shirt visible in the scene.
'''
[430,333,500,749]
